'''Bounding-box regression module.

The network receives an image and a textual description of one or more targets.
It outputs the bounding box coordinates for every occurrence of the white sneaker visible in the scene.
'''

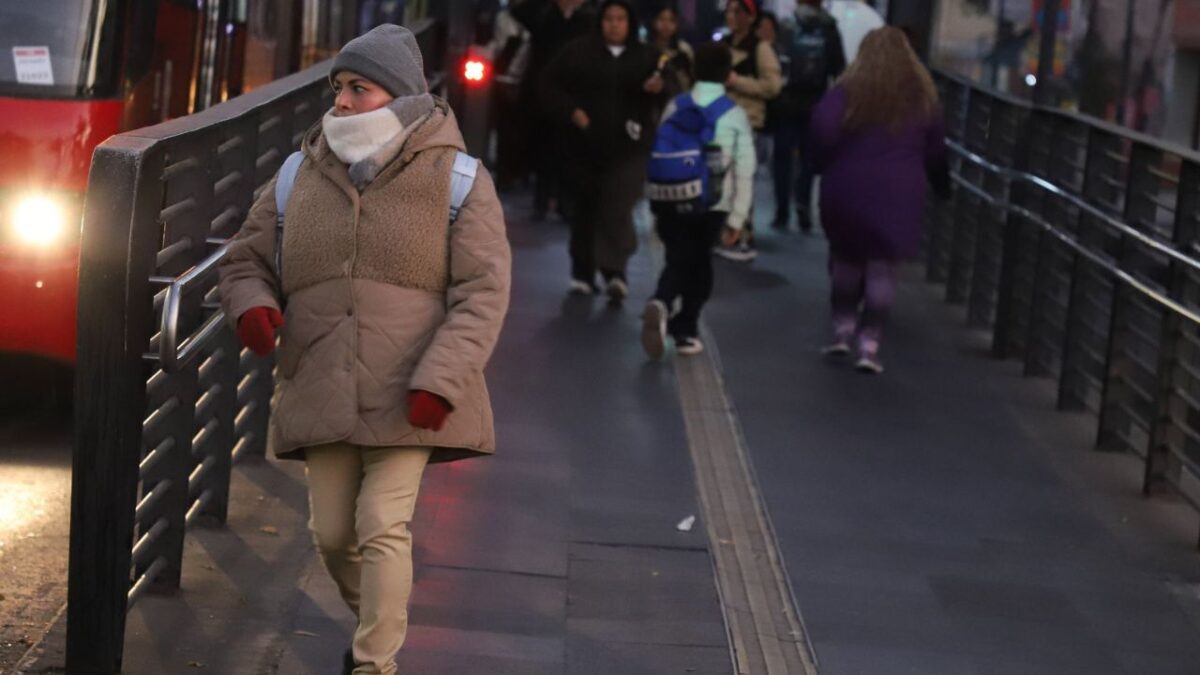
[641,300,668,359]
[821,342,852,358]
[606,277,628,302]
[714,242,757,262]
[676,336,705,355]
[855,353,884,374]
[568,279,595,296]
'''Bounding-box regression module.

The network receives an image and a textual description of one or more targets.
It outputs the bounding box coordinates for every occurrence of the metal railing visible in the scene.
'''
[66,20,449,672]
[927,69,1200,542]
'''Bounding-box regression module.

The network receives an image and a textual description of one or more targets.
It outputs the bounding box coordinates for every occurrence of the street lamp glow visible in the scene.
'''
[11,195,66,247]
[1025,74,1038,87]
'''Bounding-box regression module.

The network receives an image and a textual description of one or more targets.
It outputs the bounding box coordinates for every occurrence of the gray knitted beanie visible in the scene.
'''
[331,24,428,97]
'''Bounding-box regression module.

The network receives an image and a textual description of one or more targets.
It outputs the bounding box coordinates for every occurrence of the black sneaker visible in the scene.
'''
[797,211,814,234]
[676,336,705,355]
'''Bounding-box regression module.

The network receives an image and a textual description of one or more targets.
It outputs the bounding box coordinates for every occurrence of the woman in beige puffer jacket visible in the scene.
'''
[218,25,510,675]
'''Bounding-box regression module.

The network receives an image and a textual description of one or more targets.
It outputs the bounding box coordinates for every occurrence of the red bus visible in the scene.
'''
[0,0,390,364]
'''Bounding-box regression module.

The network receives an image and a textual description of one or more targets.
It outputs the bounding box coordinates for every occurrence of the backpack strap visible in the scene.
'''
[274,150,304,277]
[701,96,737,125]
[272,150,475,281]
[449,150,478,223]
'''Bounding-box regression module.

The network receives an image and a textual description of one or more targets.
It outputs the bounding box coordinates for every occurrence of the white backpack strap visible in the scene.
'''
[274,150,304,277]
[449,151,478,223]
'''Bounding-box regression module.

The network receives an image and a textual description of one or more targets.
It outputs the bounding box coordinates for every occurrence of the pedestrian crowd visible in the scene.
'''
[495,0,946,373]
[215,2,948,672]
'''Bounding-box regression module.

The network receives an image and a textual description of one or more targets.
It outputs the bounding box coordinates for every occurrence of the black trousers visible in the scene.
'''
[773,112,816,227]
[494,82,529,190]
[653,210,725,338]
[534,118,566,214]
[569,156,646,284]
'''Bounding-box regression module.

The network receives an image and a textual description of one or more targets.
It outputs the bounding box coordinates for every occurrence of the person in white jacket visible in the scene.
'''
[642,42,756,358]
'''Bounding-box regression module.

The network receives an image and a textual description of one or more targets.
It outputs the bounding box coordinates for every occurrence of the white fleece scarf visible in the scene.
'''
[322,105,407,165]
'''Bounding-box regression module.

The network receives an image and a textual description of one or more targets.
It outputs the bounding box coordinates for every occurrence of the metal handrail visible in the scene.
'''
[148,242,232,372]
[947,141,1200,328]
[946,140,1200,275]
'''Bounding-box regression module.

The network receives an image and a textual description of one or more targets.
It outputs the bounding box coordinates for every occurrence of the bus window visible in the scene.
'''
[0,1,123,99]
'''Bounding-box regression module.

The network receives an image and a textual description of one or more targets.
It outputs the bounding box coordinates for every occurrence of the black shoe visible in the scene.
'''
[342,648,355,675]
[797,211,814,234]
[770,213,789,231]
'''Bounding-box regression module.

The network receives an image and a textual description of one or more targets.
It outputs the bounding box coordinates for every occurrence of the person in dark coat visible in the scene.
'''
[542,0,666,301]
[810,26,945,374]
[772,0,844,233]
[511,0,597,220]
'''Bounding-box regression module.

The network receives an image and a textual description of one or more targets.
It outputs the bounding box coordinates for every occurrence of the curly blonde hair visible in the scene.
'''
[840,27,938,132]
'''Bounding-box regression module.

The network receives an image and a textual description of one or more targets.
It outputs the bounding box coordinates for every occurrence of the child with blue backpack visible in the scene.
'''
[642,42,756,358]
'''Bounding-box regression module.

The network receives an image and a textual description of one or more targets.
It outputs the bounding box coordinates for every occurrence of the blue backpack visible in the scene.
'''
[646,94,737,216]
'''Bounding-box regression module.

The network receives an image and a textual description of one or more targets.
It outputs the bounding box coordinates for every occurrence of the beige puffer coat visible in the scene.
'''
[727,38,782,131]
[218,101,511,463]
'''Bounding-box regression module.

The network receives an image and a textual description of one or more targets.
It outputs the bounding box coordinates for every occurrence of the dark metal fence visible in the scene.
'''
[928,69,1200,541]
[66,20,447,673]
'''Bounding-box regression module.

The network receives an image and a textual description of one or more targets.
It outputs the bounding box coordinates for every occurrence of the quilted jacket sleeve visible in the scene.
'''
[729,41,782,101]
[218,175,283,327]
[410,165,512,408]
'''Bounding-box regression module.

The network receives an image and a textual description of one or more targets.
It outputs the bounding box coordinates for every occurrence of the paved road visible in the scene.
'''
[0,363,72,675]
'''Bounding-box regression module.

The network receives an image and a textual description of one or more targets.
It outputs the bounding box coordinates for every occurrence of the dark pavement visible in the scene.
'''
[14,183,1200,675]
[18,192,731,675]
[702,185,1200,674]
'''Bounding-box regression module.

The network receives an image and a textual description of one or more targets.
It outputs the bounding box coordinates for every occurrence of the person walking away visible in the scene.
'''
[772,0,844,233]
[647,4,695,99]
[755,10,781,171]
[218,25,512,674]
[717,0,782,261]
[490,1,534,191]
[511,0,596,220]
[542,0,666,302]
[810,26,945,374]
[642,43,756,357]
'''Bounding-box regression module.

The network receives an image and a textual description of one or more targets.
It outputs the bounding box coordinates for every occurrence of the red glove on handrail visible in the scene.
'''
[407,390,452,431]
[237,307,284,356]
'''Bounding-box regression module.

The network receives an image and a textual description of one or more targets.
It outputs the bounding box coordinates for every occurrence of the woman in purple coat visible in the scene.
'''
[810,26,946,374]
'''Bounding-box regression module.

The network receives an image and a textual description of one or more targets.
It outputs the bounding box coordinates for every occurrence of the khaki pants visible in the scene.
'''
[305,442,432,675]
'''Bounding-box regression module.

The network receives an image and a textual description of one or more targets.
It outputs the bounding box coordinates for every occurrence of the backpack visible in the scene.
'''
[646,94,737,216]
[786,16,833,92]
[273,150,478,278]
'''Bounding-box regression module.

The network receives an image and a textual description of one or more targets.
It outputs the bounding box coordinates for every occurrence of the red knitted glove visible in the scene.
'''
[407,390,452,431]
[237,307,284,356]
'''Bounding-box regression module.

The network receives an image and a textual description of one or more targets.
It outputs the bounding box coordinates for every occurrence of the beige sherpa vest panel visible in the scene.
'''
[281,146,455,296]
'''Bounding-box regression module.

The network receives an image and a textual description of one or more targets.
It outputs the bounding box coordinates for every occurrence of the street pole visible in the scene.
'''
[1117,0,1135,124]
[1033,0,1061,106]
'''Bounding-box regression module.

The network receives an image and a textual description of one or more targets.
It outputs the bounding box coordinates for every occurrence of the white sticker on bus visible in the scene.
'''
[13,47,54,86]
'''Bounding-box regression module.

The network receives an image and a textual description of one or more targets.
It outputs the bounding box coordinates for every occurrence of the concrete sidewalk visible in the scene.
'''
[701,188,1200,675]
[18,195,733,675]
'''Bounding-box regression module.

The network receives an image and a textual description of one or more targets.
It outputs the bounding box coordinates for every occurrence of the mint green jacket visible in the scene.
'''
[660,81,758,230]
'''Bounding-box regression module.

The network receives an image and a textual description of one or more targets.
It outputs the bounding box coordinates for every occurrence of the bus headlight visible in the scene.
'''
[11,195,67,247]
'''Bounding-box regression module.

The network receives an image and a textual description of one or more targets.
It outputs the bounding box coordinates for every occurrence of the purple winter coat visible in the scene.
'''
[810,86,946,262]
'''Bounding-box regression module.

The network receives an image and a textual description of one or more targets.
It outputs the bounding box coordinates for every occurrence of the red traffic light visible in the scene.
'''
[462,58,490,85]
